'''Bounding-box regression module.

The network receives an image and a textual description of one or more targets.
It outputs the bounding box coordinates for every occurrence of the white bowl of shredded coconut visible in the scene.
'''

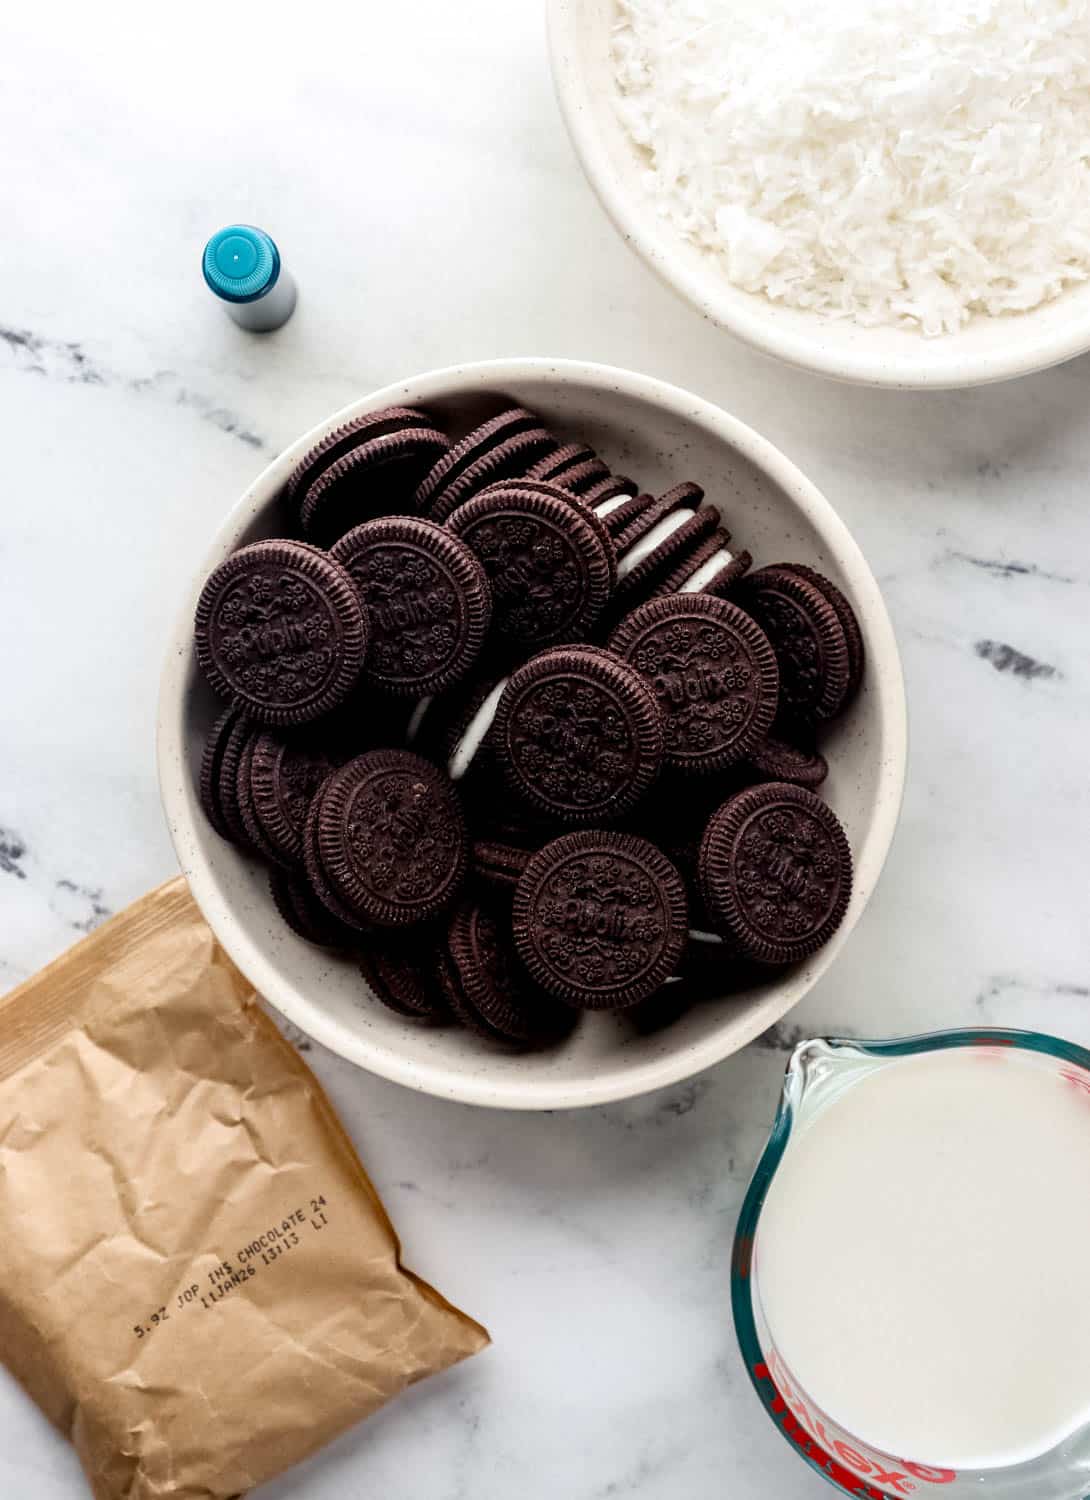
[548,0,1090,387]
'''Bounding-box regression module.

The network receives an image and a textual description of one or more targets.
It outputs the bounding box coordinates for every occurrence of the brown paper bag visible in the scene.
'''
[0,878,488,1500]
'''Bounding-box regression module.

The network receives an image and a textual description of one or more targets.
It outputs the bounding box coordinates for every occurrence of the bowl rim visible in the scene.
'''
[546,0,1090,391]
[157,356,908,1110]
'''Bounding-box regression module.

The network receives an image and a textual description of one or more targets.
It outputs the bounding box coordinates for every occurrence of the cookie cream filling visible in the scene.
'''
[594,493,632,518]
[448,679,508,781]
[680,545,734,594]
[664,929,727,984]
[616,508,694,579]
[405,696,433,743]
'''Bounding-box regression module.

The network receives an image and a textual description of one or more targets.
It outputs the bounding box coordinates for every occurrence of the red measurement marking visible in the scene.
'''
[753,1357,956,1493]
[732,1233,754,1279]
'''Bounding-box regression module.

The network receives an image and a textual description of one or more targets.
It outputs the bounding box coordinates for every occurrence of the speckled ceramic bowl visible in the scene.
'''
[157,359,907,1109]
[548,0,1090,389]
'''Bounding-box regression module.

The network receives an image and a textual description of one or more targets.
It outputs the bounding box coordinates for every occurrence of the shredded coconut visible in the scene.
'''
[611,0,1090,334]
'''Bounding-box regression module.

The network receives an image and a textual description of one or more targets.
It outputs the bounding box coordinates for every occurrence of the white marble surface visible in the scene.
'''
[2,1,1089,1495]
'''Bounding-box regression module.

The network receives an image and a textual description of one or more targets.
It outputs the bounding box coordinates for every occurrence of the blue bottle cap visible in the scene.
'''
[202,225,281,304]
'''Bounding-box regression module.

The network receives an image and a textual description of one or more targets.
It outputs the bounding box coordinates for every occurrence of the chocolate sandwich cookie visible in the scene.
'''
[609,594,780,774]
[596,491,656,538]
[692,544,753,600]
[611,482,705,559]
[649,533,723,599]
[637,771,766,912]
[525,443,599,487]
[653,530,752,599]
[552,456,613,495]
[270,868,356,948]
[678,902,749,991]
[698,782,852,965]
[359,938,451,1022]
[423,678,548,837]
[248,731,338,866]
[605,484,723,617]
[302,789,375,932]
[311,683,415,764]
[635,773,734,882]
[413,407,547,515]
[440,896,576,1046]
[624,983,694,1036]
[299,425,451,543]
[777,563,865,708]
[471,838,534,891]
[493,645,664,824]
[424,427,558,524]
[580,474,639,512]
[513,831,688,1010]
[285,405,439,513]
[745,732,829,789]
[331,516,491,696]
[216,712,258,850]
[194,539,368,725]
[442,642,645,821]
[417,672,507,781]
[236,733,293,867]
[317,749,467,928]
[446,482,616,654]
[468,475,617,557]
[734,565,851,724]
[199,706,243,842]
[610,504,723,614]
[474,798,556,847]
[433,951,493,1038]
[408,672,516,821]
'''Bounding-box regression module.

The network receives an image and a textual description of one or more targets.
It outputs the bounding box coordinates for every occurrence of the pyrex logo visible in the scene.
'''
[754,1351,957,1496]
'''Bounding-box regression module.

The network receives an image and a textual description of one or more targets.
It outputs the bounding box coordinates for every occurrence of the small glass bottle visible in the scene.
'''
[202,225,297,332]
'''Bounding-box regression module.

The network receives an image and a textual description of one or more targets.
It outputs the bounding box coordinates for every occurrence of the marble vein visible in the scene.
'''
[0,829,27,880]
[974,639,1060,680]
[975,973,1090,1010]
[50,880,112,935]
[946,550,1077,584]
[588,1440,689,1498]
[0,326,268,449]
[655,1079,713,1119]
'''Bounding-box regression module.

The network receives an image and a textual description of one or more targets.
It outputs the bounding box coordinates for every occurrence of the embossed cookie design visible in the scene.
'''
[447,481,616,651]
[248,732,338,865]
[439,896,576,1045]
[195,540,368,725]
[610,593,779,773]
[698,782,852,964]
[316,749,467,927]
[734,565,851,723]
[513,831,688,1009]
[332,516,491,696]
[494,646,664,823]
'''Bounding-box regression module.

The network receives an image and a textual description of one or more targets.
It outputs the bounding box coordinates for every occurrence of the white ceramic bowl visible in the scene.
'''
[548,0,1090,390]
[158,359,907,1109]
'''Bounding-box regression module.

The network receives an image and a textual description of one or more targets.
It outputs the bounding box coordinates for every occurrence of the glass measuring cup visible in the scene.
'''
[731,1029,1090,1500]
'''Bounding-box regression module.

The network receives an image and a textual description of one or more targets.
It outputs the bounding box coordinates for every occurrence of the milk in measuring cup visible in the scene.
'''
[754,1047,1090,1470]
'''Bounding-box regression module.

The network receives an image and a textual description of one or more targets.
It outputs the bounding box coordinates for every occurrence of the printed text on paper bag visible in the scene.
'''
[130,1196,329,1339]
